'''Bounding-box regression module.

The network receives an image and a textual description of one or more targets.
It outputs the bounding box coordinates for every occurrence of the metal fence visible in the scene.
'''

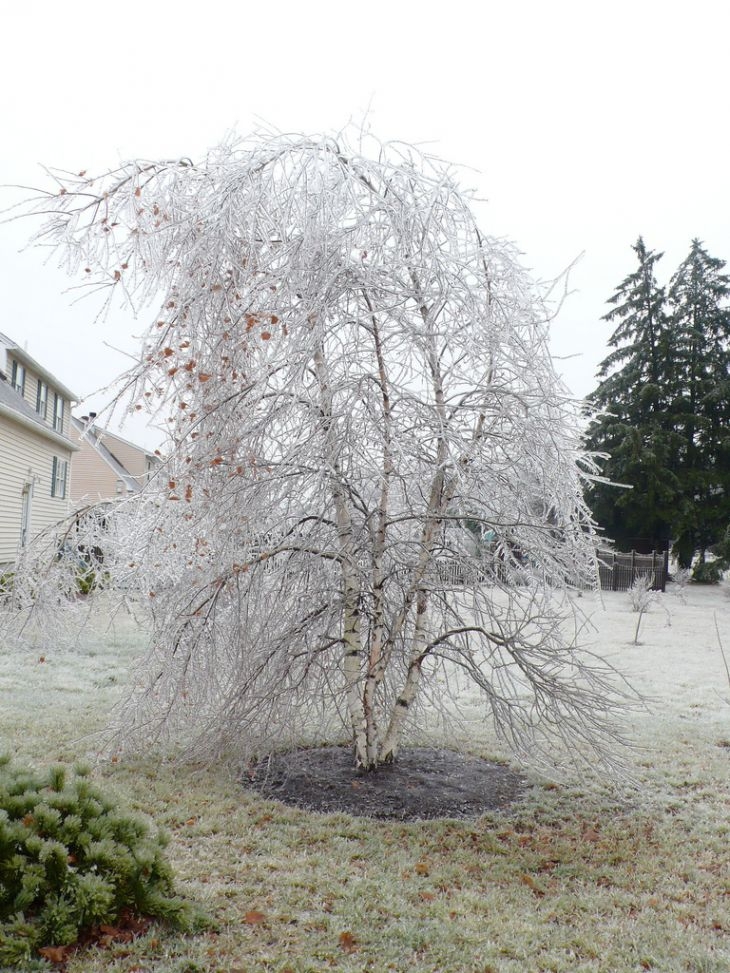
[597,549,667,592]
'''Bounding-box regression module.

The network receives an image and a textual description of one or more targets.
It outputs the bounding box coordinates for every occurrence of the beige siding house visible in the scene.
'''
[70,416,160,503]
[0,333,78,566]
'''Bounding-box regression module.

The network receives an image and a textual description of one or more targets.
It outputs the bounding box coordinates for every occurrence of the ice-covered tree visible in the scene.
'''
[586,237,730,567]
[585,238,679,550]
[5,133,631,772]
[667,239,730,566]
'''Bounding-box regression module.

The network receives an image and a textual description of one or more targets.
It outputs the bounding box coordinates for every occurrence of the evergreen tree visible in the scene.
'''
[585,238,679,550]
[667,240,730,565]
[586,238,730,568]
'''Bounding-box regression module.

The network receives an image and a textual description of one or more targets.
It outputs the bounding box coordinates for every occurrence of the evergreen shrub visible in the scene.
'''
[0,756,206,968]
[691,560,724,584]
[74,567,106,596]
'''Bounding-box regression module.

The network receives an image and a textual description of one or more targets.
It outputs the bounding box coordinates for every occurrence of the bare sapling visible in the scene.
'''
[2,131,640,773]
[628,574,654,614]
[628,573,671,637]
[672,566,691,603]
[714,612,730,699]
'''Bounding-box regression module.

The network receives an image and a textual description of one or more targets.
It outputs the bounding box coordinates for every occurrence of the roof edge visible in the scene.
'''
[0,333,79,401]
[0,401,80,451]
[71,415,161,460]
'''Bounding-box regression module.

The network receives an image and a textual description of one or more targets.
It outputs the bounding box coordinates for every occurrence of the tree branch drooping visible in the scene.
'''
[5,132,636,773]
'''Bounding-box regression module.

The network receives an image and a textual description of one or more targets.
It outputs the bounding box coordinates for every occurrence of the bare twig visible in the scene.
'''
[714,612,730,690]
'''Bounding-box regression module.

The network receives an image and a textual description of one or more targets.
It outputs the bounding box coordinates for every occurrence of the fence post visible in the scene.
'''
[651,550,657,591]
[612,552,617,591]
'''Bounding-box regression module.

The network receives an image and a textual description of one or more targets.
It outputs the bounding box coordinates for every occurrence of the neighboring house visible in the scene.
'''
[69,415,160,504]
[0,332,79,565]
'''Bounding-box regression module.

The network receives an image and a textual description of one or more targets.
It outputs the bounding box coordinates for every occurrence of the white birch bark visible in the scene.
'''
[312,337,368,765]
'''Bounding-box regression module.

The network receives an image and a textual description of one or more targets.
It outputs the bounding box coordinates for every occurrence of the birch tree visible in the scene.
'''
[7,133,632,771]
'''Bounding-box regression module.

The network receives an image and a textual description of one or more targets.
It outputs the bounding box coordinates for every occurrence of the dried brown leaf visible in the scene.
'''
[520,874,545,897]
[339,931,357,953]
[38,945,73,963]
[244,910,267,925]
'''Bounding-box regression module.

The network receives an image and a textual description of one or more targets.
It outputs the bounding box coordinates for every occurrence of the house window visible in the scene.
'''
[51,457,68,499]
[36,381,49,419]
[53,393,65,433]
[11,360,26,396]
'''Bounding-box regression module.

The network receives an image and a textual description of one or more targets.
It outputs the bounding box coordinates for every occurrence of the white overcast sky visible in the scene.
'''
[1,0,728,448]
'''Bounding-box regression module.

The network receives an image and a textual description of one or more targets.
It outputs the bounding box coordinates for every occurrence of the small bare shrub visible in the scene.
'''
[628,575,654,613]
[671,567,691,603]
[673,567,691,589]
[629,575,656,645]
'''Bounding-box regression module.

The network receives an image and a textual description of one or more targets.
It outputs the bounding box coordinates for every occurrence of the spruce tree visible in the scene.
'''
[667,239,730,566]
[585,238,679,550]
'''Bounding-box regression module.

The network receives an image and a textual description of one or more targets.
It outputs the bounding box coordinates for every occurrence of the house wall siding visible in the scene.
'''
[6,354,72,438]
[69,424,130,502]
[100,433,151,481]
[0,415,73,564]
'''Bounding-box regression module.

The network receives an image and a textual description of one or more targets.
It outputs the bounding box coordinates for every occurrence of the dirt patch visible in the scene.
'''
[243,746,527,820]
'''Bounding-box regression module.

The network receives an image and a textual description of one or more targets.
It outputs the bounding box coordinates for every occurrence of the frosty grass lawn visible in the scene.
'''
[2,585,729,973]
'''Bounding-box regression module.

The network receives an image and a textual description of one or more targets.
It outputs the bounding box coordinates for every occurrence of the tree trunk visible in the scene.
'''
[380,588,430,762]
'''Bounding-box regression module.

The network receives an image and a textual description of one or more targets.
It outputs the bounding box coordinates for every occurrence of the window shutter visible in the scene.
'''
[51,457,57,497]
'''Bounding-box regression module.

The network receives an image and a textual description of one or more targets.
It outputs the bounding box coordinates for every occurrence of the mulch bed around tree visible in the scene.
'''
[242,746,527,820]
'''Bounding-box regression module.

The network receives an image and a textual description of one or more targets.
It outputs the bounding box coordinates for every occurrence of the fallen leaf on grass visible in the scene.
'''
[244,910,267,925]
[520,874,545,897]
[119,911,152,936]
[414,861,430,876]
[339,930,357,953]
[38,945,73,964]
[99,924,134,945]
